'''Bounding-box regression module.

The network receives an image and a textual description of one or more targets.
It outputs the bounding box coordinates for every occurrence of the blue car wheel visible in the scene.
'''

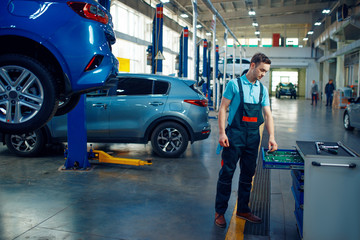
[0,54,58,133]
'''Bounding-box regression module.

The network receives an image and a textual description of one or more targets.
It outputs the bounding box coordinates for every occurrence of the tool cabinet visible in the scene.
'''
[262,141,360,240]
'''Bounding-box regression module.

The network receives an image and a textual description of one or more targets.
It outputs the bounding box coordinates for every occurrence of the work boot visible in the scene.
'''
[236,212,262,224]
[215,212,226,228]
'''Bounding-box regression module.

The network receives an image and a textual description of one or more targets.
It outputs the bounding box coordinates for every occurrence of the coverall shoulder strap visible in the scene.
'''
[259,82,264,104]
[237,77,244,106]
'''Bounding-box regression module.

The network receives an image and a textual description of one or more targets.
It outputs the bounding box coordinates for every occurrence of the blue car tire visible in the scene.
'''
[55,94,81,116]
[0,54,58,133]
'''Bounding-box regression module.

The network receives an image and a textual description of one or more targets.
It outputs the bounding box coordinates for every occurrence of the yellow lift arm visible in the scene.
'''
[88,150,152,166]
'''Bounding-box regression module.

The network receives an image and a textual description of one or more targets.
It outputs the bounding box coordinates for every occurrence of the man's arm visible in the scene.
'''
[218,97,231,147]
[263,106,278,152]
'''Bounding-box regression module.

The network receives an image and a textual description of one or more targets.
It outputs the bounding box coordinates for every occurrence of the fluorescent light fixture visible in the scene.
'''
[255,31,260,35]
[308,31,314,35]
[248,10,256,15]
[160,0,170,3]
[206,32,211,36]
[314,21,321,26]
[303,37,308,41]
[252,22,258,27]
[180,13,188,18]
[196,24,202,28]
[322,9,330,14]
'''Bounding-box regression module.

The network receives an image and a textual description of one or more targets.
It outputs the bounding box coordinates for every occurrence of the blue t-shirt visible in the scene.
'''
[216,75,270,154]
[223,75,270,126]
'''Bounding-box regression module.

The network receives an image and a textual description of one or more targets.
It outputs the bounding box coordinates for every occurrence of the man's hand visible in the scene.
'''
[219,133,229,147]
[268,138,278,152]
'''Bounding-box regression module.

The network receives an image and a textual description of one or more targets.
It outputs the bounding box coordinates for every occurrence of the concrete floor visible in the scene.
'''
[0,97,359,240]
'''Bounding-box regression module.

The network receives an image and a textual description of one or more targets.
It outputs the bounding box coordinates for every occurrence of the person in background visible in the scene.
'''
[214,53,278,228]
[325,79,335,107]
[311,80,319,106]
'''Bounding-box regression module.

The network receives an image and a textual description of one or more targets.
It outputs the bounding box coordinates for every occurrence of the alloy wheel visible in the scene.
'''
[0,66,44,124]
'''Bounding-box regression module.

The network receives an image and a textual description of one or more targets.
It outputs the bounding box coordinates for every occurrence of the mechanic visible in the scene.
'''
[214,53,278,228]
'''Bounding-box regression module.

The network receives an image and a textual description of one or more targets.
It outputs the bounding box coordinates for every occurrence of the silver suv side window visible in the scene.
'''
[117,78,153,95]
[153,80,169,94]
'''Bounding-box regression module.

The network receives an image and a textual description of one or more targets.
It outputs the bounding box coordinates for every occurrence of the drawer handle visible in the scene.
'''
[312,161,356,169]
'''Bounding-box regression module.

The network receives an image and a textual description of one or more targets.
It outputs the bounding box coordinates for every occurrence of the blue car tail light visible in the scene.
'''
[67,1,109,24]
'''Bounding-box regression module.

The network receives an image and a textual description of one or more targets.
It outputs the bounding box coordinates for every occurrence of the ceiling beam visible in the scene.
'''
[198,2,329,21]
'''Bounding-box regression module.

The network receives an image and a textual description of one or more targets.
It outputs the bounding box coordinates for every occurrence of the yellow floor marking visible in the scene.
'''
[225,124,265,240]
[225,202,245,240]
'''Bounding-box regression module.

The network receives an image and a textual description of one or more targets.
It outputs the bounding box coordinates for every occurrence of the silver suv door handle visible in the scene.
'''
[92,103,107,109]
[149,102,164,106]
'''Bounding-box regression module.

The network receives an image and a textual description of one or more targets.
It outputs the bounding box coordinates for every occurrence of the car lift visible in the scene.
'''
[61,0,152,170]
[62,95,152,171]
[178,27,189,78]
[148,3,164,75]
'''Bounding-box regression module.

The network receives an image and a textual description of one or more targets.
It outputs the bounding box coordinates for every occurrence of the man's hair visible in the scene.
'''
[251,53,271,67]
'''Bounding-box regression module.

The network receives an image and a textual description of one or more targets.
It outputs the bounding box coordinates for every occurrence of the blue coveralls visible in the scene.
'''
[215,77,264,214]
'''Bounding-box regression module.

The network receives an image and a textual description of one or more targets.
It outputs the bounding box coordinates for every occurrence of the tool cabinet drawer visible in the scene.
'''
[262,148,304,170]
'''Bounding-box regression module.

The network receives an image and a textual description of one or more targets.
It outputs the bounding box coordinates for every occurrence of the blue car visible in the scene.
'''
[0,0,119,133]
[1,74,211,158]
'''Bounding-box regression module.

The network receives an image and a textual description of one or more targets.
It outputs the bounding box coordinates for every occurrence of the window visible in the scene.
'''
[153,80,169,94]
[87,90,107,97]
[117,78,153,95]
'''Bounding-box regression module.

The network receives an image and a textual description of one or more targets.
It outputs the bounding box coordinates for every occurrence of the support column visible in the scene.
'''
[336,42,345,88]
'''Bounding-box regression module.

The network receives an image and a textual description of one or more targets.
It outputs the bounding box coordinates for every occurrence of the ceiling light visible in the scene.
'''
[160,0,170,3]
[314,21,321,26]
[308,31,314,35]
[248,10,256,16]
[303,37,308,41]
[180,13,188,18]
[255,31,260,35]
[252,22,258,27]
[206,32,211,36]
[322,9,330,14]
[196,24,202,28]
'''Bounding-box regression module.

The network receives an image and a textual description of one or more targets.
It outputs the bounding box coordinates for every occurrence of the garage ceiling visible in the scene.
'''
[167,0,339,47]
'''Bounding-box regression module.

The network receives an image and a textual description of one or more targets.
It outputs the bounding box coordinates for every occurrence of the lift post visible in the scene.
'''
[178,27,189,78]
[215,45,220,110]
[207,43,213,107]
[202,39,208,95]
[195,43,200,84]
[64,94,90,169]
[151,3,164,74]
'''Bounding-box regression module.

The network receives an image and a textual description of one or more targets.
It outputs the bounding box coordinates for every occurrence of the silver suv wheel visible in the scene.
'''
[151,122,189,158]
[5,128,45,157]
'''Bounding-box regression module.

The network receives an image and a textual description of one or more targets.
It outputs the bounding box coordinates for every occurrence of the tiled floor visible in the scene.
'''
[0,97,359,240]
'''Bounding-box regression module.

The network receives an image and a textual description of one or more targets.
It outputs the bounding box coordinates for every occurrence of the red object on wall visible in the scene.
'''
[273,33,280,47]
